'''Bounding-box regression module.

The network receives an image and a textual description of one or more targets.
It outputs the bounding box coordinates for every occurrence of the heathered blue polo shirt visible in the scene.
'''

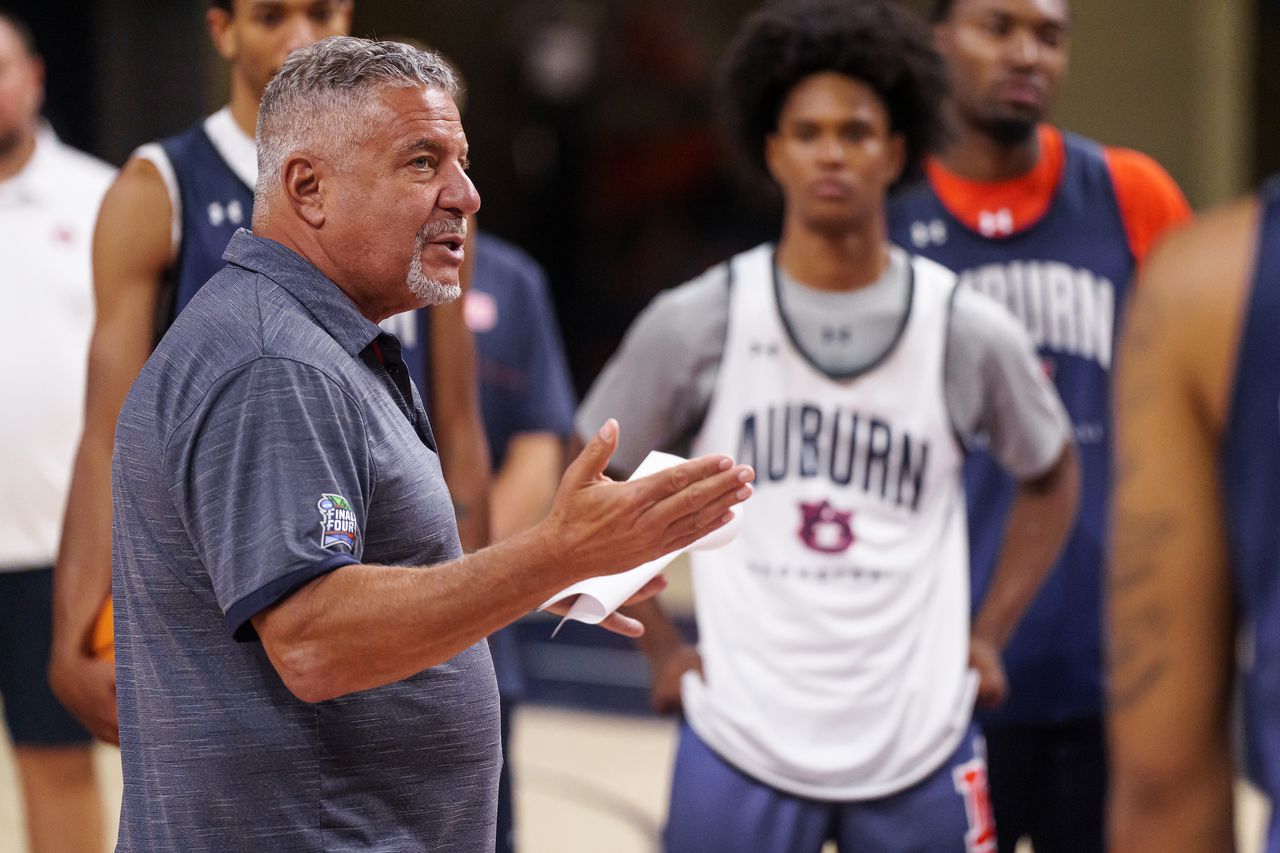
[111,230,500,852]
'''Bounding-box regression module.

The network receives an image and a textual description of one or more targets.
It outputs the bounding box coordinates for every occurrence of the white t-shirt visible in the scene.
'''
[682,245,975,799]
[0,128,115,569]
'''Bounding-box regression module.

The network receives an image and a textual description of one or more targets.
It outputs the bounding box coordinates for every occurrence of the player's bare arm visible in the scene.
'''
[491,433,566,541]
[49,157,173,744]
[1107,200,1255,853]
[431,225,492,551]
[970,440,1080,708]
[252,422,754,703]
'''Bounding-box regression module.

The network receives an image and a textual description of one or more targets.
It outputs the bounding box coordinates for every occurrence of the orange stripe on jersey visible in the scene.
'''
[1103,146,1192,266]
[925,125,1065,237]
[926,125,1190,266]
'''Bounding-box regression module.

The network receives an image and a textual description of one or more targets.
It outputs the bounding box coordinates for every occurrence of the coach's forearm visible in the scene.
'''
[254,526,570,703]
[973,441,1079,649]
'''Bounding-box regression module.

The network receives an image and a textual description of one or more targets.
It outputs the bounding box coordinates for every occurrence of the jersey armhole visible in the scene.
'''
[942,278,970,456]
[669,262,734,454]
[132,143,182,262]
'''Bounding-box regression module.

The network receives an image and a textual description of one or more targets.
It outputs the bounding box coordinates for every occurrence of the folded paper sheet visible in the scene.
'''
[540,451,742,631]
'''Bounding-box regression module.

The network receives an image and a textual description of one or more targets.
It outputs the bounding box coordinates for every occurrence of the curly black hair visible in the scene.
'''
[720,0,948,184]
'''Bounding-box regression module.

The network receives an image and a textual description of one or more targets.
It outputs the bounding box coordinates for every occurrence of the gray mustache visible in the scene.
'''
[417,218,467,242]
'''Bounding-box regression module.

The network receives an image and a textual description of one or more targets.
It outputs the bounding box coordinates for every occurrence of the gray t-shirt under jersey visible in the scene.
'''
[577,246,1070,477]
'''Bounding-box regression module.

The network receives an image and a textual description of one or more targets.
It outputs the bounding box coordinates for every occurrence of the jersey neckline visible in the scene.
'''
[769,247,917,384]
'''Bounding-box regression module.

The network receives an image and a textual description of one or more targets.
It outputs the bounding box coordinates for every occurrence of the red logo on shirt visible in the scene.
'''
[797,500,855,554]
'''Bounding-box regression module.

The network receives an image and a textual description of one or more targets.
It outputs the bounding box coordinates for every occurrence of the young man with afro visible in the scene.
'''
[577,1,1080,849]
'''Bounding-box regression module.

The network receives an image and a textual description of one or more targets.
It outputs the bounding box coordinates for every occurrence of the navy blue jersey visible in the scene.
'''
[156,120,430,387]
[157,124,254,331]
[1225,176,1280,818]
[889,132,1136,726]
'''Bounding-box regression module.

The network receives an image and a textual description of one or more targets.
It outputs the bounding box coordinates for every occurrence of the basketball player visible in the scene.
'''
[578,2,1079,849]
[0,11,112,851]
[887,2,1190,849]
[48,0,492,744]
[1107,181,1278,852]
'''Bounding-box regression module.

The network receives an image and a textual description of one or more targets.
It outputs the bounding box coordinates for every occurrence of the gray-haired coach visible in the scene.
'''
[110,37,754,852]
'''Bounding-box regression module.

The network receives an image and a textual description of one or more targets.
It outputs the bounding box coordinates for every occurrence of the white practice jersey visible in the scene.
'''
[682,243,977,801]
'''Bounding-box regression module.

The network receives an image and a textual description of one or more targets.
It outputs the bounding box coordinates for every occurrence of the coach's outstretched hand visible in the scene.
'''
[538,418,753,598]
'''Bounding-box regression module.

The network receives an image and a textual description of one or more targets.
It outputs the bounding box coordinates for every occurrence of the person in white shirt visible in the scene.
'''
[0,10,113,853]
[578,2,1080,850]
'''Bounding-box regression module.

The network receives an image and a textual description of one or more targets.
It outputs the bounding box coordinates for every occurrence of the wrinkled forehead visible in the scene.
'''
[373,85,469,151]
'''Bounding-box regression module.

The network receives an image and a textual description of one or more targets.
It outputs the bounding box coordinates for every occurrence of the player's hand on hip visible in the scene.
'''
[969,636,1008,710]
[650,643,702,715]
[541,419,754,583]
[49,649,119,745]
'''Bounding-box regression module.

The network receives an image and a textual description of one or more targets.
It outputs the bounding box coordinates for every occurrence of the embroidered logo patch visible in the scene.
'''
[317,494,358,551]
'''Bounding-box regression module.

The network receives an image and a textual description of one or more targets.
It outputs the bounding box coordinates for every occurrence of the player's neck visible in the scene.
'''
[228,81,261,141]
[776,216,890,293]
[0,124,37,183]
[937,122,1041,183]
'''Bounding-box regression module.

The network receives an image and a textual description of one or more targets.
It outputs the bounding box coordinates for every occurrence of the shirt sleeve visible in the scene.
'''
[508,262,577,437]
[1104,146,1193,267]
[575,265,730,475]
[166,357,372,640]
[945,287,1073,478]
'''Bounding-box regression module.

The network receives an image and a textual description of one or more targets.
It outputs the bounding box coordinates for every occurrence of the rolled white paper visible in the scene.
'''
[540,451,742,630]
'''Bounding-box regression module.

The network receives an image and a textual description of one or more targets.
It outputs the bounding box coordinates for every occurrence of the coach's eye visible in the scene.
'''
[412,156,432,170]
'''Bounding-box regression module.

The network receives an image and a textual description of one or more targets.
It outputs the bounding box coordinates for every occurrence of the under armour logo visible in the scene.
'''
[978,208,1014,237]
[910,218,947,248]
[821,326,852,344]
[207,200,245,227]
[749,341,780,357]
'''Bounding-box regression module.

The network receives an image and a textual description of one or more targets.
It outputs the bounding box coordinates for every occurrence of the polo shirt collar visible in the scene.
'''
[223,229,383,356]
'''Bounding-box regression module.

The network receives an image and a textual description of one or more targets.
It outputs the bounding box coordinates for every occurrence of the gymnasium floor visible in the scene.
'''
[0,703,1269,851]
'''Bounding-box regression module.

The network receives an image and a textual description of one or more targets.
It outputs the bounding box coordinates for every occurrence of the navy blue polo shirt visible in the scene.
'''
[111,230,500,852]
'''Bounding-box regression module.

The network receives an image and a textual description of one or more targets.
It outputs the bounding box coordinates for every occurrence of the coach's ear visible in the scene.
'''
[281,154,325,228]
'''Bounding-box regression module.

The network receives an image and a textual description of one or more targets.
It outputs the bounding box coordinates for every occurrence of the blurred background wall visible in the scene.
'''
[6,0,1267,389]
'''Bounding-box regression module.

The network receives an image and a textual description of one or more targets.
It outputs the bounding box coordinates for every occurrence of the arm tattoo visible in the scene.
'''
[1108,287,1175,711]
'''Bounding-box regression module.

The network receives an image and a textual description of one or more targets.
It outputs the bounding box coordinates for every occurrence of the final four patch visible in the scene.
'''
[318,494,358,551]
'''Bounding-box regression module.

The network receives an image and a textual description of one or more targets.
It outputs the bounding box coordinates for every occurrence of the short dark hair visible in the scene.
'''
[930,0,957,23]
[209,0,232,10]
[0,7,38,55]
[720,0,948,183]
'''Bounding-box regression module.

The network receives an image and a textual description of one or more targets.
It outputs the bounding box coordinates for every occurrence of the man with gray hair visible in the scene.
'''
[111,36,755,851]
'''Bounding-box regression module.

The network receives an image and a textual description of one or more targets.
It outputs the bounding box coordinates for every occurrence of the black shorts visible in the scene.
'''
[0,567,92,747]
[984,716,1107,853]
